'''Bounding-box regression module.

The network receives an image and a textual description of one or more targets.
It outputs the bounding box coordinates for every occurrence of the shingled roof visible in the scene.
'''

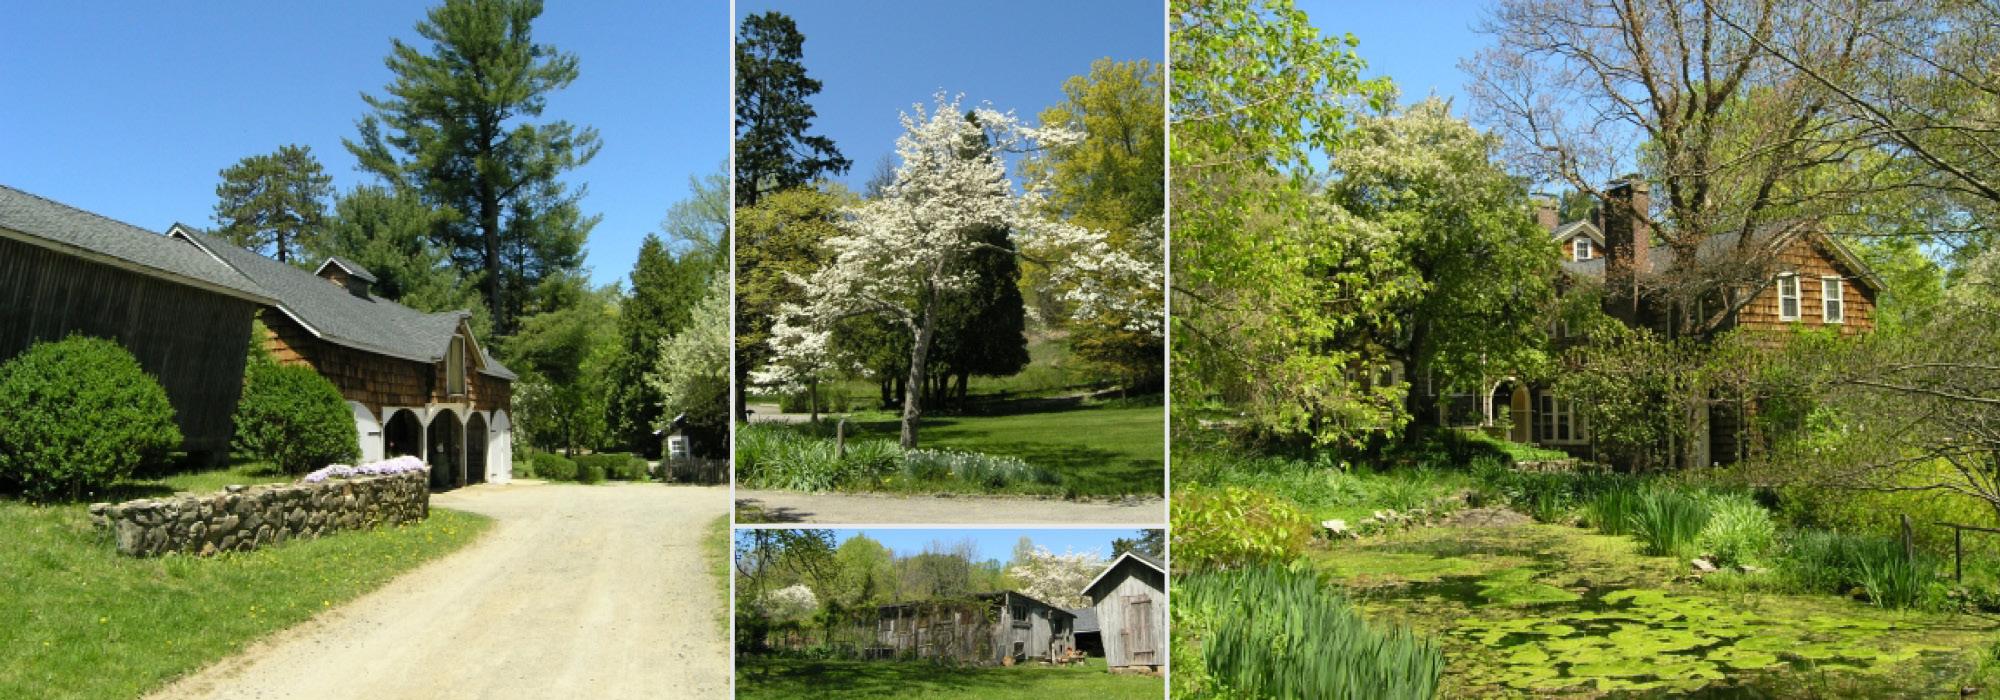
[0,185,270,302]
[167,224,516,380]
[1557,222,1884,294]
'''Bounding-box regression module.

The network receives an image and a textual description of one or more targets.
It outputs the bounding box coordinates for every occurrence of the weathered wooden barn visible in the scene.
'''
[1080,551,1165,671]
[0,185,271,463]
[870,591,1077,665]
[1415,177,1885,465]
[168,225,516,488]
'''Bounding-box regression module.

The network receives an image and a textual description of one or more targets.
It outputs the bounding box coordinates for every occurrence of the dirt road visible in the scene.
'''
[149,482,730,700]
[736,489,1165,524]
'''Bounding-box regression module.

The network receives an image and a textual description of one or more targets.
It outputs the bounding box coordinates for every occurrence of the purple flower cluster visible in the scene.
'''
[302,455,427,483]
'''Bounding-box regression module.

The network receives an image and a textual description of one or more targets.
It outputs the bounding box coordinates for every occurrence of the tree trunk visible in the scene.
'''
[808,378,820,424]
[902,299,939,449]
[480,188,504,334]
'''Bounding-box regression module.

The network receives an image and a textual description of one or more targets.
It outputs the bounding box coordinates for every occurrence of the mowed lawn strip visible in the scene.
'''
[736,657,1163,700]
[847,402,1164,496]
[0,496,490,699]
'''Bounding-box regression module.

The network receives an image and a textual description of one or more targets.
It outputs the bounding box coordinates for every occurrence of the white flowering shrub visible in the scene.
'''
[1008,546,1105,609]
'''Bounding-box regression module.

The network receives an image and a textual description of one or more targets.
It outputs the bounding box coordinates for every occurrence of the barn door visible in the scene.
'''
[1125,595,1156,664]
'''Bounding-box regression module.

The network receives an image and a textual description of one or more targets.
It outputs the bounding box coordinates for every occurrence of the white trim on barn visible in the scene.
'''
[488,410,514,483]
[350,401,384,463]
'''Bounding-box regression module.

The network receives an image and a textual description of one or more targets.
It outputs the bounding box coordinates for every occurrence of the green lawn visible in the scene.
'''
[840,398,1163,496]
[737,657,1163,699]
[0,490,490,699]
[704,513,730,634]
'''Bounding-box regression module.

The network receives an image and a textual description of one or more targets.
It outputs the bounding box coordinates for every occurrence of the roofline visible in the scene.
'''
[3,225,273,305]
[1080,551,1166,598]
[314,256,378,283]
[1816,232,1887,294]
[1551,220,1604,245]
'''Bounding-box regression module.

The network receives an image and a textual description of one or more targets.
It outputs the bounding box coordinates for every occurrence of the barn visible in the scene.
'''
[871,591,1077,665]
[168,225,516,488]
[0,185,270,463]
[1081,551,1165,672]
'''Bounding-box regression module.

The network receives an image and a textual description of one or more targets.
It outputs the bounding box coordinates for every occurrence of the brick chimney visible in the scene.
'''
[1601,175,1651,321]
[1531,194,1560,232]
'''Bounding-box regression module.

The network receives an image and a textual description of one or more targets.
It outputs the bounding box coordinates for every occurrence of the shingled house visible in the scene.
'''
[0,186,270,463]
[168,225,516,488]
[1417,177,1884,465]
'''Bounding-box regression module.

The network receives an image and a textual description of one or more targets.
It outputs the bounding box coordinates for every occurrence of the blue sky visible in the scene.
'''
[0,2,726,289]
[1307,0,1488,110]
[811,528,1154,563]
[736,0,1163,193]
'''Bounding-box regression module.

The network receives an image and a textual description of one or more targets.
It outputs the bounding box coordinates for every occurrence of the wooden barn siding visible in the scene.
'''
[0,237,256,454]
[1094,562,1166,668]
[1732,236,1876,342]
[261,310,510,417]
[996,593,1069,663]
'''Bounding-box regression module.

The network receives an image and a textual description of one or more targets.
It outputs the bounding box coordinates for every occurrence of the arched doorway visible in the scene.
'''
[464,412,488,485]
[490,411,513,482]
[1489,380,1533,444]
[384,409,423,460]
[427,410,463,490]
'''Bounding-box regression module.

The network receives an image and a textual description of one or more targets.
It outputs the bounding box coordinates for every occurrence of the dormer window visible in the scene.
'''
[1574,237,1593,261]
[1777,273,1801,321]
[447,335,467,396]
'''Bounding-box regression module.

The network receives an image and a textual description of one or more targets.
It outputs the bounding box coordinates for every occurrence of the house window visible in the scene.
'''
[447,335,467,396]
[1776,273,1801,322]
[1822,276,1844,324]
[1574,237,1593,261]
[1537,393,1578,443]
[1011,602,1029,627]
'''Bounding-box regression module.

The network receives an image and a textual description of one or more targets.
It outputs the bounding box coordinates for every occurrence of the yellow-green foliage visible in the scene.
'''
[1171,485,1316,570]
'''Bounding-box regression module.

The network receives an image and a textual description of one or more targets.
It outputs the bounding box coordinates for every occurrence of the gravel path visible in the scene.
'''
[149,482,730,700]
[736,489,1165,524]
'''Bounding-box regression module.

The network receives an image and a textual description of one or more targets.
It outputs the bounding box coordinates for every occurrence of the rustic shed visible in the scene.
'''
[870,591,1077,665]
[168,225,516,488]
[1081,551,1166,671]
[0,185,271,461]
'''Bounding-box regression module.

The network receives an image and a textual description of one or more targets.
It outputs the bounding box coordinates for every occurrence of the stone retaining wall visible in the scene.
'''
[89,470,429,557]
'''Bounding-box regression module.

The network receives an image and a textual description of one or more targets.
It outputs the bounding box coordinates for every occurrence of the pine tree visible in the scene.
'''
[735,11,849,206]
[346,0,600,335]
[212,145,333,263]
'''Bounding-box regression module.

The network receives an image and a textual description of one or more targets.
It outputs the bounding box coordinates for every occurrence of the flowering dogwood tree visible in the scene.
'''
[761,92,1161,448]
[1007,546,1105,609]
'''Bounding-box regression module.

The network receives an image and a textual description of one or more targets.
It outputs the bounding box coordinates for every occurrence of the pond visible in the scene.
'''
[1315,519,1996,697]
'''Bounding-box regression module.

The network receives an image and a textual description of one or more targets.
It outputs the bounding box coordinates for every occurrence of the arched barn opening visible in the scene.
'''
[427,410,464,490]
[384,409,423,460]
[464,413,488,485]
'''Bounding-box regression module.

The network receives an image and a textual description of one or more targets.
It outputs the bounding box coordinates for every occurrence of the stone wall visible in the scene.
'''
[89,471,429,557]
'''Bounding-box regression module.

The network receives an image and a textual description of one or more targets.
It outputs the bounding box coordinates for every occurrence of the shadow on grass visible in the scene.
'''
[736,657,1157,700]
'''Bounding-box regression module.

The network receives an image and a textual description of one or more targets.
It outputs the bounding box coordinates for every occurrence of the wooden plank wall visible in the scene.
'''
[1094,561,1166,668]
[0,237,257,455]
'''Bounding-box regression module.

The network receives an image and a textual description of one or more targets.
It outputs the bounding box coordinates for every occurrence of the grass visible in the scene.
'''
[736,657,1162,700]
[0,490,490,699]
[747,399,1162,497]
[704,514,730,634]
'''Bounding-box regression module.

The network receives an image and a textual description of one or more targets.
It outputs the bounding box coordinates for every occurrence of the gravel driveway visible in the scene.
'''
[736,489,1165,524]
[149,482,730,700]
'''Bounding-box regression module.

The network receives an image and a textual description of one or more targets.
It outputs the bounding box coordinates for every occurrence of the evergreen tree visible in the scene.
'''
[605,234,707,452]
[312,186,488,334]
[735,11,849,206]
[346,0,600,335]
[212,144,333,263]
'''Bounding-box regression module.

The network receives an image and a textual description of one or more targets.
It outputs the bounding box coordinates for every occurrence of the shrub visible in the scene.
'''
[1630,488,1712,557]
[576,462,605,484]
[1776,530,1946,608]
[1179,565,1442,698]
[1172,485,1316,570]
[233,361,360,474]
[531,452,577,481]
[576,453,647,480]
[0,336,182,501]
[1697,492,1777,567]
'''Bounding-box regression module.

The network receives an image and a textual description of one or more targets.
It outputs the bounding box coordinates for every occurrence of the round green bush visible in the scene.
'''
[577,463,605,484]
[233,361,360,474]
[530,452,577,481]
[0,336,183,501]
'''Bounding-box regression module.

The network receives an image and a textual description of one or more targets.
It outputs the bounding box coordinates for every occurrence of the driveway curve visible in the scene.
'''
[736,489,1165,524]
[149,482,730,700]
